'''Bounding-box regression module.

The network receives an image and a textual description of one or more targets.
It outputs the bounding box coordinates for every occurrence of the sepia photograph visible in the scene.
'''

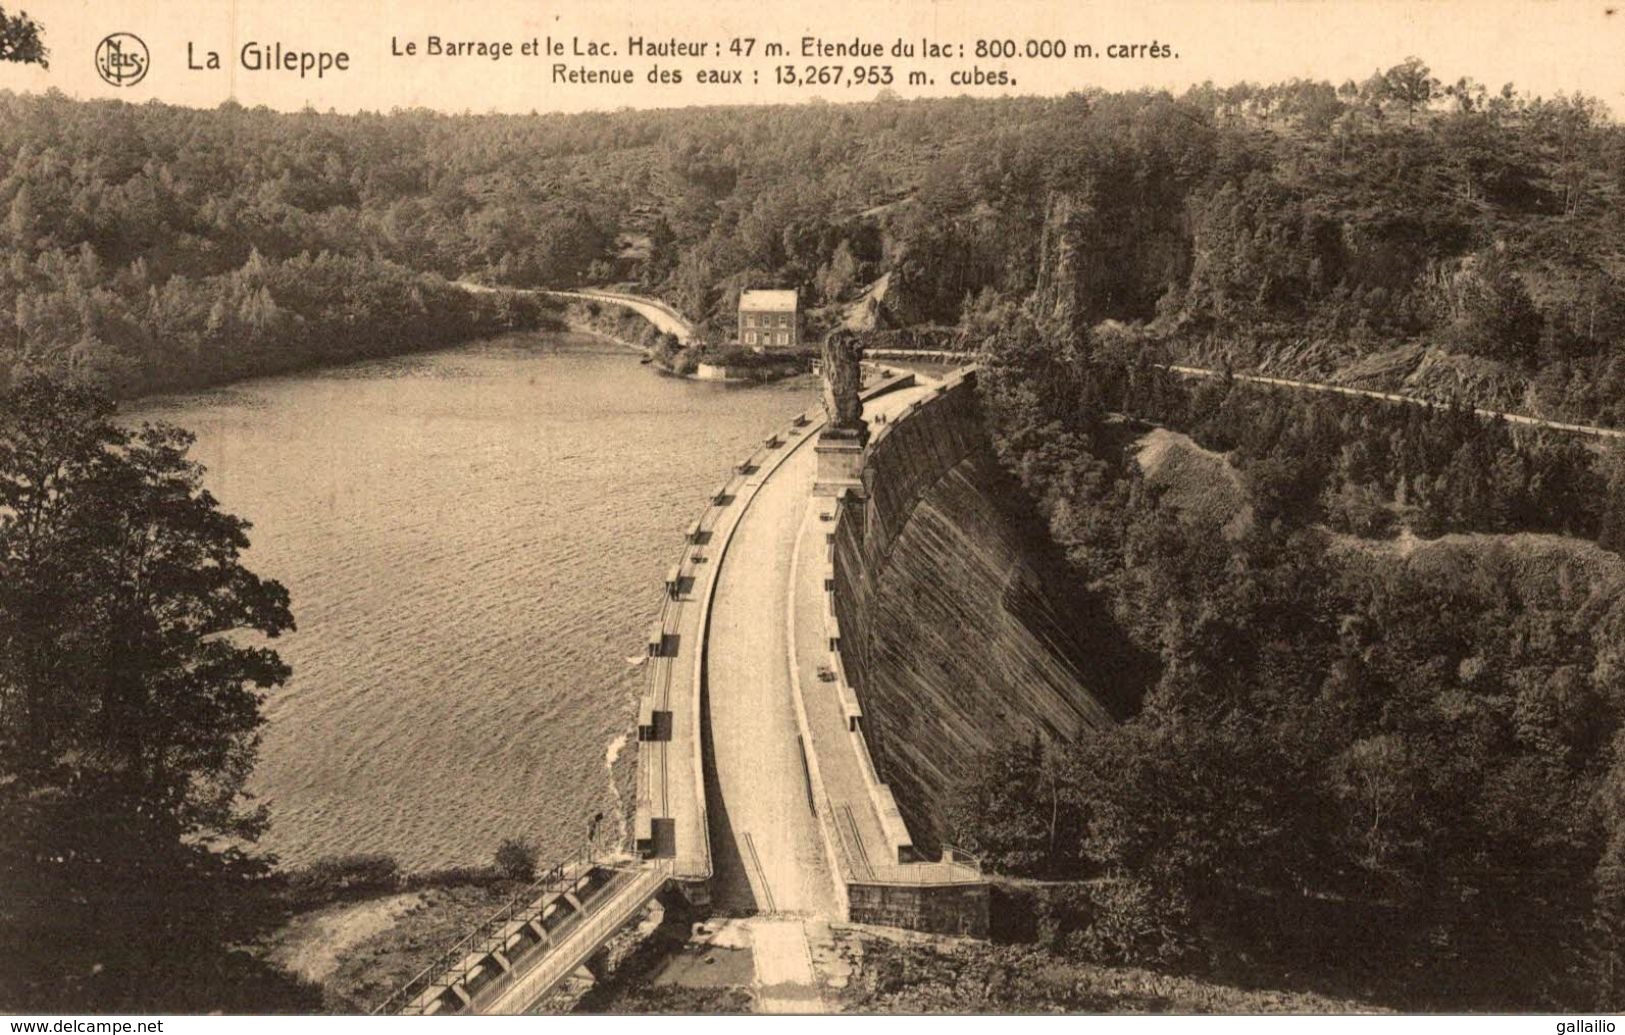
[1,0,1624,1024]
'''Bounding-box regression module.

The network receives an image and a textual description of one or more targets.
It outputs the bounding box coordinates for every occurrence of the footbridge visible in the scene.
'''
[373,858,671,1016]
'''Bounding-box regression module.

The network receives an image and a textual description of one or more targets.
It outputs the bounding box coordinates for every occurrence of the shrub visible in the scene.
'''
[670,346,701,376]
[284,853,401,906]
[700,345,815,370]
[1322,480,1397,538]
[988,882,1042,944]
[1031,883,1097,955]
[494,837,539,882]
[401,864,504,890]
[655,331,683,364]
[1069,878,1198,968]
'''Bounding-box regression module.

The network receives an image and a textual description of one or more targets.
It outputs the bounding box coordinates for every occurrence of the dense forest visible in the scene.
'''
[0,93,575,396]
[4,59,1625,414]
[943,217,1625,1009]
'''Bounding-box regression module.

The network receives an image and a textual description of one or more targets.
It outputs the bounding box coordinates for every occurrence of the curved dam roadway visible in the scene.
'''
[412,288,970,1015]
[422,283,1625,1014]
[704,376,936,917]
[483,369,939,1016]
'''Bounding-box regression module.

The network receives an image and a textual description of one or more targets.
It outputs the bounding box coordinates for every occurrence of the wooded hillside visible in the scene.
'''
[5,62,1625,411]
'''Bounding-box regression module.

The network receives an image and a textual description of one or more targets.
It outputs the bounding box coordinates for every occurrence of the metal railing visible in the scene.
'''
[371,852,606,1016]
[940,842,984,875]
[840,804,875,881]
[855,862,988,887]
[480,863,671,1014]
[740,832,777,915]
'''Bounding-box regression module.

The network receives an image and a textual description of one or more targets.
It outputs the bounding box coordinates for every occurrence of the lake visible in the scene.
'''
[132,333,816,871]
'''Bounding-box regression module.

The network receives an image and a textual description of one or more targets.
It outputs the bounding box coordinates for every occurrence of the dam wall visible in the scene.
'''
[829,368,1117,852]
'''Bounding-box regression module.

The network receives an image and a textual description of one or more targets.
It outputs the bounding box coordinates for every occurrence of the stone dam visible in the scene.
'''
[387,361,1129,1013]
[826,368,1121,855]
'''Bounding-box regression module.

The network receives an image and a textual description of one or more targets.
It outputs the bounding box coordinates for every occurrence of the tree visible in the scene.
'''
[1,376,293,822]
[1601,447,1625,555]
[948,737,1084,877]
[1595,731,1625,1009]
[1440,247,1544,364]
[0,375,294,1007]
[1380,57,1439,122]
[0,7,46,67]
[817,240,860,304]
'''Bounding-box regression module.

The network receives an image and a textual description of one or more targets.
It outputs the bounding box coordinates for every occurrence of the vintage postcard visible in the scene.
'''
[0,0,1622,1026]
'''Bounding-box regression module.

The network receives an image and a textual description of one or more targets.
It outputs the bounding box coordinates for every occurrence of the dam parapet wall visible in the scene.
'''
[628,369,920,903]
[630,398,834,889]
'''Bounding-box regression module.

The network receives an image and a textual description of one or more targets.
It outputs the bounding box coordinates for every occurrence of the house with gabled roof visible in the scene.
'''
[738,289,799,349]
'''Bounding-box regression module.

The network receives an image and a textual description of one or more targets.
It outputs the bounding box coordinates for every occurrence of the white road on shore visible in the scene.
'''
[548,289,695,344]
[454,279,695,343]
[1163,364,1625,441]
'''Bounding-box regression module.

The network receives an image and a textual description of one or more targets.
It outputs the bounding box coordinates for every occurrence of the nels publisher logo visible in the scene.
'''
[95,32,149,87]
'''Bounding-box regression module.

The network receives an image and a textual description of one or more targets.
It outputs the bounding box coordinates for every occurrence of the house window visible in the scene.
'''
[778,332,789,345]
[745,313,756,328]
[745,331,757,345]
[778,314,790,328]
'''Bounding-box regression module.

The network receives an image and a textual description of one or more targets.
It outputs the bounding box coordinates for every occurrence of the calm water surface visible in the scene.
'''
[132,333,815,870]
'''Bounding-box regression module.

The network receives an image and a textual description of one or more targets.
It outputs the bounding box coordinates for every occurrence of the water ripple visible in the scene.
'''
[131,335,814,871]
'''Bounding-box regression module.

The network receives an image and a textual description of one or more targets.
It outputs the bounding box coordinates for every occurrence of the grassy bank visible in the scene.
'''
[834,927,1380,1014]
[241,853,529,1013]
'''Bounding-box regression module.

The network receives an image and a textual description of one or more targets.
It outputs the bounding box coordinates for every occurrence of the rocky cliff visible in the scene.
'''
[1029,190,1191,340]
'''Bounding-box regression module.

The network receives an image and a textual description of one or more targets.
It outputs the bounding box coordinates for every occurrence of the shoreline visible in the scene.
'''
[124,329,617,414]
[566,316,808,386]
[551,291,810,385]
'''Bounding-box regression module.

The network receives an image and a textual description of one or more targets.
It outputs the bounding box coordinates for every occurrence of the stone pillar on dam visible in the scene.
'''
[814,328,870,497]
[814,431,866,497]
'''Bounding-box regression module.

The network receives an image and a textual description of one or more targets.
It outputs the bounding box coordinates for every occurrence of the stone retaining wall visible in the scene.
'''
[829,367,1114,858]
